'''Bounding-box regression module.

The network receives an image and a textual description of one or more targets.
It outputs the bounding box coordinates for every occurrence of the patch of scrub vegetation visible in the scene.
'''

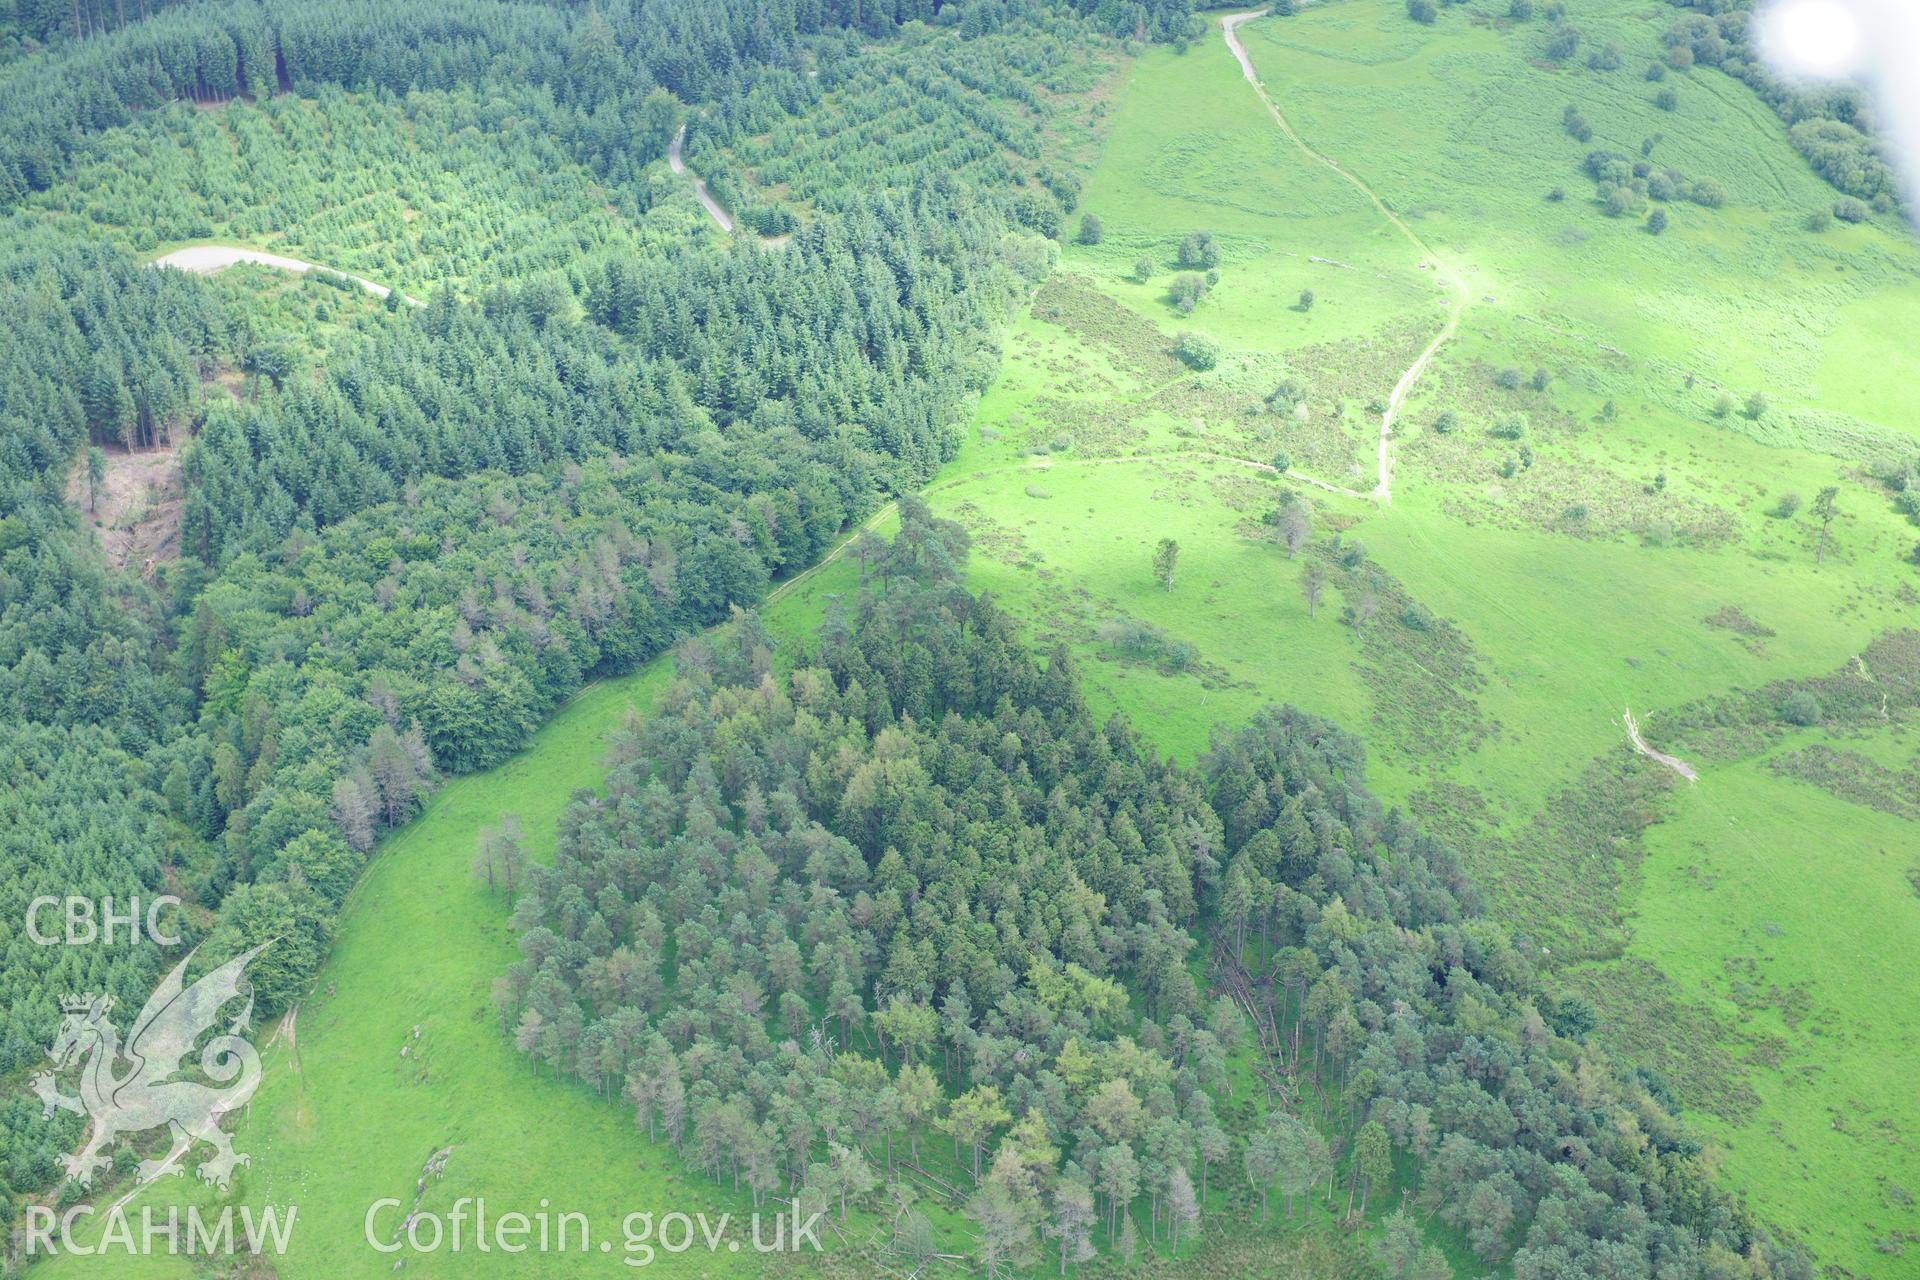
[1403,342,1743,545]
[1704,604,1774,639]
[1012,269,1385,486]
[1647,628,1920,767]
[1031,272,1187,386]
[1766,743,1920,819]
[1308,536,1493,770]
[1564,958,1763,1124]
[1095,611,1202,673]
[1414,745,1673,969]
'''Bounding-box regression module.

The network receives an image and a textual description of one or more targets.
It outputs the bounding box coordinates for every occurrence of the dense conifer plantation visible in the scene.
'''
[0,0,1086,1166]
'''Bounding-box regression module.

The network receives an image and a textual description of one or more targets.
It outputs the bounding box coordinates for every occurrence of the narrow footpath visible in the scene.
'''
[1221,8,1469,503]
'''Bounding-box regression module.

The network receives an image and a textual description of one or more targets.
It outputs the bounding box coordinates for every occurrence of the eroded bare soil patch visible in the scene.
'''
[67,442,183,572]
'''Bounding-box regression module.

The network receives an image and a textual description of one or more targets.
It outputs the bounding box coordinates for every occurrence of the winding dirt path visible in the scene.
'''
[152,244,421,305]
[1623,707,1698,782]
[668,124,736,234]
[1221,8,1469,504]
[764,503,892,606]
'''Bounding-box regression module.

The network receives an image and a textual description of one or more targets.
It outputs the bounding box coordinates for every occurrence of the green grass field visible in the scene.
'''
[1238,0,1920,433]
[1616,731,1920,1265]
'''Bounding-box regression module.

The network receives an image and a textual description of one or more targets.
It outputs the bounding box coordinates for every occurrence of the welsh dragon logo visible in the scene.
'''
[33,943,271,1190]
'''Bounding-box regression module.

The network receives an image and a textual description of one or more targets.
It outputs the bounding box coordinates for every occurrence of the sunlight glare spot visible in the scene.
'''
[1759,0,1869,80]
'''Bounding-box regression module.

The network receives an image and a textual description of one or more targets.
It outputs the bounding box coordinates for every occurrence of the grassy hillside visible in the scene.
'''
[1239,0,1920,433]
[1622,735,1919,1265]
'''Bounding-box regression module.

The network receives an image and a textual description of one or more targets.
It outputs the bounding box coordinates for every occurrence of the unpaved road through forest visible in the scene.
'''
[152,244,421,304]
[668,124,736,234]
